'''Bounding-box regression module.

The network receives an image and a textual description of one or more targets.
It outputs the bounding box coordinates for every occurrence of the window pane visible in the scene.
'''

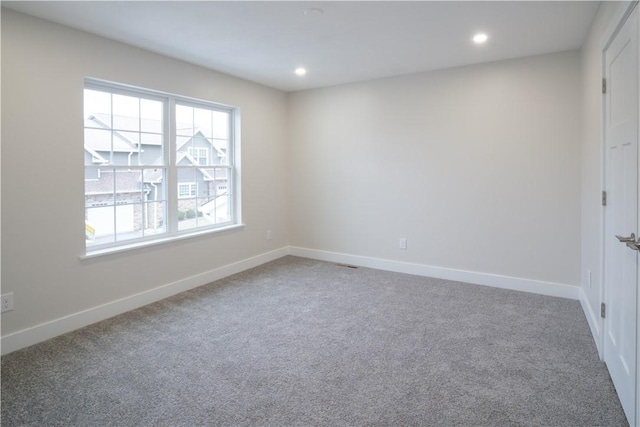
[196,167,231,224]
[84,89,111,128]
[85,167,114,207]
[84,129,112,165]
[213,168,231,223]
[140,133,163,165]
[84,166,99,182]
[115,203,140,241]
[198,176,211,199]
[178,105,229,167]
[210,139,229,165]
[143,168,165,201]
[177,183,196,198]
[112,115,139,133]
[141,132,162,146]
[197,198,216,226]
[115,169,142,204]
[113,169,143,242]
[143,201,166,237]
[112,94,140,131]
[176,105,196,166]
[85,113,112,129]
[84,130,145,166]
[188,147,209,166]
[194,107,213,138]
[214,194,231,224]
[116,132,141,165]
[177,169,196,198]
[176,136,192,164]
[213,167,230,184]
[140,169,167,239]
[176,105,194,136]
[140,99,162,133]
[212,110,229,139]
[86,205,115,245]
[178,198,197,231]
[118,131,140,146]
[178,184,188,198]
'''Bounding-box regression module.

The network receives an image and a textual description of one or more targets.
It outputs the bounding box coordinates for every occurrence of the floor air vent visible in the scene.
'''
[336,264,359,269]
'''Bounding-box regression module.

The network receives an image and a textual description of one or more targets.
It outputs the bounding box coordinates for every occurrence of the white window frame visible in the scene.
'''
[83,78,242,258]
[178,182,197,198]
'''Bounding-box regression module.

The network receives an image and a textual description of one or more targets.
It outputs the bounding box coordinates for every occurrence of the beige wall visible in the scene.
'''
[3,6,610,348]
[289,51,582,286]
[1,10,289,336]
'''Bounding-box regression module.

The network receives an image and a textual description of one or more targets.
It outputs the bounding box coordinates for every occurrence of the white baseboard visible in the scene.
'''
[579,287,603,359]
[289,246,580,300]
[2,245,582,355]
[1,247,289,355]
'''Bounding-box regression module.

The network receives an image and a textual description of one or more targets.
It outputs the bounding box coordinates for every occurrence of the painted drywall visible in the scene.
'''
[580,1,635,352]
[1,10,289,336]
[289,51,581,287]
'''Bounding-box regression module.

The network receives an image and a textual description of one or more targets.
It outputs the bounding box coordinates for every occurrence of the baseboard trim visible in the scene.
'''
[2,246,582,355]
[1,247,289,355]
[579,287,603,358]
[289,247,580,300]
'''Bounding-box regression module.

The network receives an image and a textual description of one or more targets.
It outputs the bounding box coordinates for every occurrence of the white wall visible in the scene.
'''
[289,51,582,288]
[580,1,634,353]
[1,10,289,338]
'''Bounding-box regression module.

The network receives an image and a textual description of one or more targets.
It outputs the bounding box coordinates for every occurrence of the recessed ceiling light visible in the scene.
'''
[295,67,307,76]
[473,33,488,44]
[304,8,324,16]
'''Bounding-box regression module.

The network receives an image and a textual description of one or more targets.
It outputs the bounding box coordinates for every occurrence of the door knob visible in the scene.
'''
[626,241,640,251]
[616,233,636,243]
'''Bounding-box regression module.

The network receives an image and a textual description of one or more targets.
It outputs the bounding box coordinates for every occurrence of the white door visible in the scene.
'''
[604,5,639,426]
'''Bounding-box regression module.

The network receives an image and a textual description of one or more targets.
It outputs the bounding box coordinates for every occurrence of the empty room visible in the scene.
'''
[1,1,639,425]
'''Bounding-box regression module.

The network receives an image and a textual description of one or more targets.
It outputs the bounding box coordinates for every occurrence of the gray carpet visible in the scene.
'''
[1,256,627,426]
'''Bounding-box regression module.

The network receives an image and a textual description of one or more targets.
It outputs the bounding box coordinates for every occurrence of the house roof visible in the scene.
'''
[85,114,228,185]
[176,131,228,157]
[176,152,215,181]
[85,115,140,153]
[86,114,227,155]
[89,114,163,142]
[84,145,108,164]
[143,168,163,183]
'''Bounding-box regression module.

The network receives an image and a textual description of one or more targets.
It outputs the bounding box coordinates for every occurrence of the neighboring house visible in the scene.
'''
[84,114,229,241]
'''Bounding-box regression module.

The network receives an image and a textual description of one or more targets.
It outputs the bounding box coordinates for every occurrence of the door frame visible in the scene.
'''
[600,1,640,424]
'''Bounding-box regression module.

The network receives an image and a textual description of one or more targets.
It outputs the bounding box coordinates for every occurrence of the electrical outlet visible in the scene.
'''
[399,238,407,250]
[266,230,272,241]
[1,293,14,313]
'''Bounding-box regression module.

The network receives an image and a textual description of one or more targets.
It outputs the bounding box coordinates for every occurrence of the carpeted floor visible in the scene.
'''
[1,256,627,426]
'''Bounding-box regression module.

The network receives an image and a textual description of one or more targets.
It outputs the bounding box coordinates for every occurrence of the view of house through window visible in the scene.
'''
[84,80,237,252]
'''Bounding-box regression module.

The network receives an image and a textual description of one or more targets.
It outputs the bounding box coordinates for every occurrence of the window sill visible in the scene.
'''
[80,223,246,260]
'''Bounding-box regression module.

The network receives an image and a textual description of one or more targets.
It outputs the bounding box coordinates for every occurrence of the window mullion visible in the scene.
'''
[167,98,178,234]
[230,109,239,223]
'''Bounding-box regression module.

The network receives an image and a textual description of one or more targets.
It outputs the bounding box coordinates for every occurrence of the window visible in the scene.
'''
[188,147,209,166]
[84,79,239,254]
[178,183,197,198]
